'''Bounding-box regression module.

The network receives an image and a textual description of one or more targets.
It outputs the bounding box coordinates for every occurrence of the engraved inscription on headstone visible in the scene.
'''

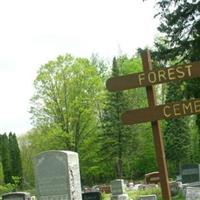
[181,164,200,183]
[34,150,82,200]
[186,187,200,200]
[139,195,157,200]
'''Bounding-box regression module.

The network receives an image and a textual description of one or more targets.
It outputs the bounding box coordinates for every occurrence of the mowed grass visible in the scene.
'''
[102,187,184,200]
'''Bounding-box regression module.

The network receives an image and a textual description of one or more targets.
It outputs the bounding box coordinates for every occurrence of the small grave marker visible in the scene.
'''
[110,179,128,200]
[2,192,31,200]
[181,164,200,184]
[82,192,102,200]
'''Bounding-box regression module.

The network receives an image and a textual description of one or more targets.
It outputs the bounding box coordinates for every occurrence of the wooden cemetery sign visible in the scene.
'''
[107,61,200,91]
[122,98,200,124]
[106,50,200,200]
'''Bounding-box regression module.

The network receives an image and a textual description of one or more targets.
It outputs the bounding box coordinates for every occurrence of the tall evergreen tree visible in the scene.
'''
[9,133,23,187]
[164,82,190,174]
[0,134,12,184]
[100,57,133,178]
[154,0,200,62]
[154,0,200,161]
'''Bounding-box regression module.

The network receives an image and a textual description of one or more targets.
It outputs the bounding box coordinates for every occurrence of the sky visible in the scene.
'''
[0,0,159,136]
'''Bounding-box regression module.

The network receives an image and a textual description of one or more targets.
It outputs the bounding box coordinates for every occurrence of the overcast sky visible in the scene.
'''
[0,0,159,136]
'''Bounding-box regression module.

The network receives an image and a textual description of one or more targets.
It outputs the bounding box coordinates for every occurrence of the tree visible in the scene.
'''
[9,133,23,187]
[30,54,104,153]
[154,0,200,161]
[164,82,191,175]
[100,57,130,178]
[18,133,35,188]
[29,54,107,185]
[154,0,200,62]
[99,55,150,179]
[0,134,12,184]
[24,53,158,185]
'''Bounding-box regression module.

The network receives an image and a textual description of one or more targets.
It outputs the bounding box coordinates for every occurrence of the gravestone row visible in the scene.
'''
[1,150,161,200]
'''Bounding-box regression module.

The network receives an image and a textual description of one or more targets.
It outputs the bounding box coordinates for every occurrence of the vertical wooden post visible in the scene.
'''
[141,50,171,200]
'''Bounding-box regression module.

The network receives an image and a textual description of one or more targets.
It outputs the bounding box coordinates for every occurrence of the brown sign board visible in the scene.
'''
[145,171,160,184]
[122,98,200,125]
[106,61,200,91]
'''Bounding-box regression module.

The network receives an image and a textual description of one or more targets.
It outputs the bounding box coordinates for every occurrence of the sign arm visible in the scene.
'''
[141,50,171,200]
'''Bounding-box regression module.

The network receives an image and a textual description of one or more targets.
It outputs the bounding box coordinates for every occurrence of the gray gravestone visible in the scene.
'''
[34,150,82,200]
[111,179,125,195]
[82,192,102,200]
[181,164,200,183]
[186,187,200,200]
[2,192,31,200]
[110,179,128,200]
[138,195,157,200]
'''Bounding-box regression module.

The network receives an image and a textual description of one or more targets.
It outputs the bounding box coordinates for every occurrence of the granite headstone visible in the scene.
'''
[2,192,31,200]
[181,164,200,183]
[82,192,102,200]
[34,150,82,200]
[110,179,128,200]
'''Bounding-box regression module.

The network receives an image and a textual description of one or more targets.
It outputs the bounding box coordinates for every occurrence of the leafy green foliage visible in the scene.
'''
[30,54,104,152]
[154,0,200,63]
[20,53,159,186]
[100,57,132,179]
[153,0,200,172]
[0,134,12,184]
[0,183,16,195]
[27,54,106,185]
[9,133,23,187]
[99,55,156,181]
[0,133,22,189]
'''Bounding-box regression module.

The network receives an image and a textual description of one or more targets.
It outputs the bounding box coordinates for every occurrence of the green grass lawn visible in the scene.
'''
[102,187,184,200]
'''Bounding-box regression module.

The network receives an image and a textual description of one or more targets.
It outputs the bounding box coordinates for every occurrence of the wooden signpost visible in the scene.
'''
[106,50,200,200]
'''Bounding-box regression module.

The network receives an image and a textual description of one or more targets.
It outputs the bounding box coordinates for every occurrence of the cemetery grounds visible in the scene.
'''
[102,187,184,200]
